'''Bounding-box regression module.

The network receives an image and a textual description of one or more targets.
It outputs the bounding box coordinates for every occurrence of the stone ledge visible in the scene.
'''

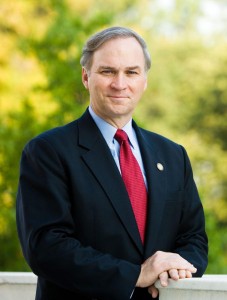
[0,272,37,284]
[0,273,227,300]
[0,272,37,300]
[155,275,227,300]
[155,275,227,291]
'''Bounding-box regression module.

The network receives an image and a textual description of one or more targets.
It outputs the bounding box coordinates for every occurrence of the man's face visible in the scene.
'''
[82,37,148,127]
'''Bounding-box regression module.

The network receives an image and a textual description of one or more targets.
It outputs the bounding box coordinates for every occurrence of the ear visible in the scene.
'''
[82,67,89,90]
[143,77,148,91]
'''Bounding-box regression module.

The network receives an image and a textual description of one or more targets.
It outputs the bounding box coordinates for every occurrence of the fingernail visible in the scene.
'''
[161,282,168,287]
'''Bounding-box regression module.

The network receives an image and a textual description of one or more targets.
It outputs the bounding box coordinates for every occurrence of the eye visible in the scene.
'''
[102,70,113,74]
[126,70,139,75]
[100,69,115,75]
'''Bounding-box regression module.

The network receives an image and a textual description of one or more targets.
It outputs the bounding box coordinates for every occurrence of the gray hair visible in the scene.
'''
[80,26,151,72]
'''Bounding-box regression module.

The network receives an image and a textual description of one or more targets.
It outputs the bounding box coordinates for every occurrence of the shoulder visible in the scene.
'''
[27,119,78,146]
[22,109,97,157]
[137,126,192,175]
[22,117,83,161]
[137,126,181,151]
[136,125,190,163]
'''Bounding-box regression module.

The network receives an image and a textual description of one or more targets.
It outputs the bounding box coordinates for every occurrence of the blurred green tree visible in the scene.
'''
[0,0,136,270]
[0,0,226,273]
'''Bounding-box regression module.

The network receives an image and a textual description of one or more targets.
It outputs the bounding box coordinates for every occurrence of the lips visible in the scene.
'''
[107,95,129,99]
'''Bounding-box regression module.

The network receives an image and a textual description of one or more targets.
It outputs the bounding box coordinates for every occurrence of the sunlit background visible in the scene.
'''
[0,0,226,273]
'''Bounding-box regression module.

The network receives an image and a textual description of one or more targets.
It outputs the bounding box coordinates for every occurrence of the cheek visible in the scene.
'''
[88,78,106,93]
[88,81,108,104]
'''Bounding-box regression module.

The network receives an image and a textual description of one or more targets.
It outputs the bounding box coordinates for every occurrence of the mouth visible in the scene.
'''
[107,95,129,99]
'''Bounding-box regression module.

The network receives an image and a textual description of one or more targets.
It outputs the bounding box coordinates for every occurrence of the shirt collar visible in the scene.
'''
[88,106,135,148]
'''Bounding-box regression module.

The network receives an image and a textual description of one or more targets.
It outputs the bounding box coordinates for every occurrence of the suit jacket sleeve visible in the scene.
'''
[16,135,140,300]
[135,126,208,277]
[174,146,208,276]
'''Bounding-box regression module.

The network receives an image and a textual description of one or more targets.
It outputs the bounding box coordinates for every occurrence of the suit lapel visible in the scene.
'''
[134,124,167,258]
[77,111,143,254]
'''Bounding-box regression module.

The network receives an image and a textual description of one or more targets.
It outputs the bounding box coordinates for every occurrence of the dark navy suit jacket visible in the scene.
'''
[16,109,208,300]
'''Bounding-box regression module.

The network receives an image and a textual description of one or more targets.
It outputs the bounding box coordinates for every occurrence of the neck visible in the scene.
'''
[104,116,132,129]
[90,106,132,129]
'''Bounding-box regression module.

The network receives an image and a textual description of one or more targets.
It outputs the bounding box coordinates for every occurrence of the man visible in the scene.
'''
[16,26,208,300]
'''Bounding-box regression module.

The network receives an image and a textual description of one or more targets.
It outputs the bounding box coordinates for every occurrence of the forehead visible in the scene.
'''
[91,37,145,69]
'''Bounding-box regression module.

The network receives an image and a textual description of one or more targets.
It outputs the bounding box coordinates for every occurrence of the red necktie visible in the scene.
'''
[114,129,147,243]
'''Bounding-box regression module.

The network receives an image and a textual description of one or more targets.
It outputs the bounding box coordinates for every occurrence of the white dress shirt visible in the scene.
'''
[88,106,147,187]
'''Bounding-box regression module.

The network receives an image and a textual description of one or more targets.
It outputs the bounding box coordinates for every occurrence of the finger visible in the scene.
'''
[185,264,197,274]
[171,261,197,273]
[159,271,169,287]
[154,251,197,274]
[185,270,192,278]
[187,264,197,273]
[148,285,159,298]
[168,269,179,280]
[178,269,186,279]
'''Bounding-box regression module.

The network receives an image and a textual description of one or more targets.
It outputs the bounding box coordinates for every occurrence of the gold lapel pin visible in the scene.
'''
[157,163,164,171]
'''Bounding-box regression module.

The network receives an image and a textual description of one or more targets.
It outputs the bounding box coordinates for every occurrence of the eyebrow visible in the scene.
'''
[127,66,141,70]
[97,65,142,70]
[97,66,114,70]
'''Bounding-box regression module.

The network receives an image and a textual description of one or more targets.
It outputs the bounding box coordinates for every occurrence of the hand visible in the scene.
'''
[148,285,159,298]
[136,251,196,288]
[159,268,193,287]
[147,267,193,298]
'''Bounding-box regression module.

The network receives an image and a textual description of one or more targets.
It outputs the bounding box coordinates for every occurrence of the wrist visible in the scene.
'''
[135,264,144,288]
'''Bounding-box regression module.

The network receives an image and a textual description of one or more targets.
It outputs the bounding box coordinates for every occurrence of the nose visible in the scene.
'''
[110,73,127,90]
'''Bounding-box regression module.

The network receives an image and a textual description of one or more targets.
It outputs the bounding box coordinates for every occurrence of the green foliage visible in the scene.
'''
[18,0,116,124]
[205,211,227,274]
[0,0,116,271]
[0,0,227,273]
[0,102,41,270]
[135,33,227,273]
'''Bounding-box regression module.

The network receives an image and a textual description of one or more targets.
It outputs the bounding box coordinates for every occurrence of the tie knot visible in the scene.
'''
[114,129,128,144]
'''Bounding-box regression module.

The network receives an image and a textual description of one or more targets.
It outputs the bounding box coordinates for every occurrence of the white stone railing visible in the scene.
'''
[155,274,227,300]
[0,272,227,299]
[0,272,37,300]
